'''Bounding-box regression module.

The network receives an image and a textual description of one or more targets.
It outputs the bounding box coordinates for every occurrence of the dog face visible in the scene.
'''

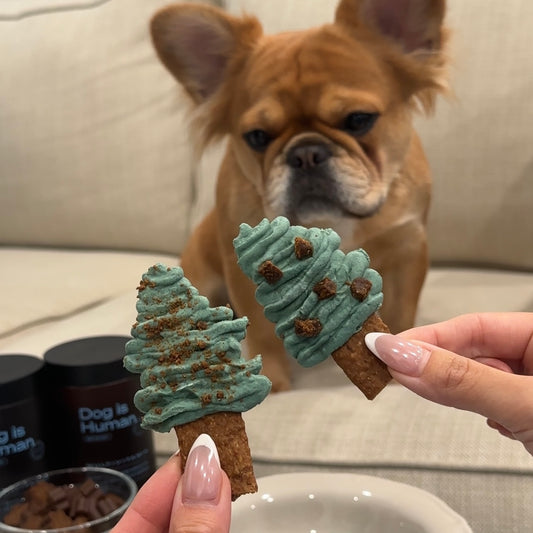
[151,0,447,230]
[230,28,417,228]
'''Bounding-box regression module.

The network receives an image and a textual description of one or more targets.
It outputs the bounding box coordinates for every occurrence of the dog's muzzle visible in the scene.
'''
[285,141,344,217]
[286,142,332,171]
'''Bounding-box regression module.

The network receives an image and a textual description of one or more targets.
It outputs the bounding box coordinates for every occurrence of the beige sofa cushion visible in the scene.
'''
[0,0,216,255]
[211,0,533,270]
[0,247,177,344]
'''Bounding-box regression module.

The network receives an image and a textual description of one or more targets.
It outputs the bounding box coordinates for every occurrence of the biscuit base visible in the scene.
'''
[174,411,257,501]
[331,313,392,400]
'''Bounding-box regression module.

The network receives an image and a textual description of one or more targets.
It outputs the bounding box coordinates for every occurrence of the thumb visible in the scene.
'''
[171,434,232,533]
[365,332,532,432]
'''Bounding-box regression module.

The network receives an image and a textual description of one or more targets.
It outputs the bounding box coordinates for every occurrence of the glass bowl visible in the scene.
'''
[0,467,137,533]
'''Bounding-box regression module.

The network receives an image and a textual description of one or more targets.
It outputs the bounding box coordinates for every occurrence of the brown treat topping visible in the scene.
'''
[258,260,283,284]
[2,479,125,530]
[313,278,337,300]
[294,237,313,259]
[350,277,372,301]
[137,278,156,291]
[294,318,323,337]
[196,320,208,330]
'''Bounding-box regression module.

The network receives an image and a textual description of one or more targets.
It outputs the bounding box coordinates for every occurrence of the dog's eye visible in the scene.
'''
[243,129,272,152]
[343,112,379,136]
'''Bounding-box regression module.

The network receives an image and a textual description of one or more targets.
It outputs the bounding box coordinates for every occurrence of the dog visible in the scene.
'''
[150,0,448,391]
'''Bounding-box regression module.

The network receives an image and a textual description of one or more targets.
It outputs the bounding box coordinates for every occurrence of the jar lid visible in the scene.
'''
[0,355,44,404]
[43,336,131,387]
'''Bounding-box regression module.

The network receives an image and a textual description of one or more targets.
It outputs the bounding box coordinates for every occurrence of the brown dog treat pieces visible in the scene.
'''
[258,260,283,284]
[2,479,125,530]
[313,278,337,300]
[350,277,373,301]
[294,318,323,337]
[294,237,314,259]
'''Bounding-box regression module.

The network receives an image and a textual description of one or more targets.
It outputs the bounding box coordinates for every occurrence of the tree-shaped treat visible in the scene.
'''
[124,264,271,500]
[234,216,392,399]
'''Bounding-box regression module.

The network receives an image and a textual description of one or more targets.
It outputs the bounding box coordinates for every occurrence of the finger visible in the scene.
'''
[112,454,181,533]
[487,419,516,440]
[366,333,533,428]
[171,434,232,533]
[399,312,533,365]
[476,357,514,373]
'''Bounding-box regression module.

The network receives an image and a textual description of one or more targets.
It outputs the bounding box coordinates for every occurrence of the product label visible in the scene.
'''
[77,403,139,440]
[0,398,47,488]
[0,425,38,457]
[48,377,155,486]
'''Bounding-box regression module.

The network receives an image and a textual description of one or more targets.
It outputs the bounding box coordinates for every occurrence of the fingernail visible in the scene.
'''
[182,434,222,506]
[365,333,431,376]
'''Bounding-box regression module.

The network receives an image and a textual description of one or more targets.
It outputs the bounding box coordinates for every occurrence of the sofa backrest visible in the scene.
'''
[0,0,220,256]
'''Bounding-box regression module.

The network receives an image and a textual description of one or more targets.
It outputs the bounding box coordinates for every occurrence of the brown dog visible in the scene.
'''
[150,0,448,391]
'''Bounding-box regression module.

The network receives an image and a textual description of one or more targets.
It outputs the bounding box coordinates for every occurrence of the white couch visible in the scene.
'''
[1,1,532,531]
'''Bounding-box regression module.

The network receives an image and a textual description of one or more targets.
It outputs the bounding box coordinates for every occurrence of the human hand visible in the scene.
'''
[365,312,533,455]
[111,434,232,533]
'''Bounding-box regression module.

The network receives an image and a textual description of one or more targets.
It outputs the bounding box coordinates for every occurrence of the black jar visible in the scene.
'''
[0,355,47,489]
[43,336,155,487]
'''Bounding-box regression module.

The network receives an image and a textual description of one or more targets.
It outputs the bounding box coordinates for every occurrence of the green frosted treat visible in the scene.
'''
[233,216,384,368]
[124,264,271,433]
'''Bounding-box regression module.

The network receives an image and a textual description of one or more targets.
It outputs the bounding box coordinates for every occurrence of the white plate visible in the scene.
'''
[231,473,472,533]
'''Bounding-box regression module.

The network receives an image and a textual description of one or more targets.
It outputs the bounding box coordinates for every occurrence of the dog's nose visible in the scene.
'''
[287,144,331,170]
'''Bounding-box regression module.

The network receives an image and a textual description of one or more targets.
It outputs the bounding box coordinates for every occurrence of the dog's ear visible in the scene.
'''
[335,0,448,111]
[335,0,446,54]
[151,5,262,104]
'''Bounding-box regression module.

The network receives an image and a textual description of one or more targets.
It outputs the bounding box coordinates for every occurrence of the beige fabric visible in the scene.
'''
[0,247,176,343]
[0,1,109,19]
[226,0,336,32]
[416,267,533,325]
[416,0,533,269]
[0,0,202,254]
[0,291,138,357]
[212,0,533,270]
[243,385,533,471]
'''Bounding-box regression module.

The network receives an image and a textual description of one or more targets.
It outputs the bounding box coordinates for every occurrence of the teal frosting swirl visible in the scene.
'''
[123,264,271,432]
[233,217,383,367]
